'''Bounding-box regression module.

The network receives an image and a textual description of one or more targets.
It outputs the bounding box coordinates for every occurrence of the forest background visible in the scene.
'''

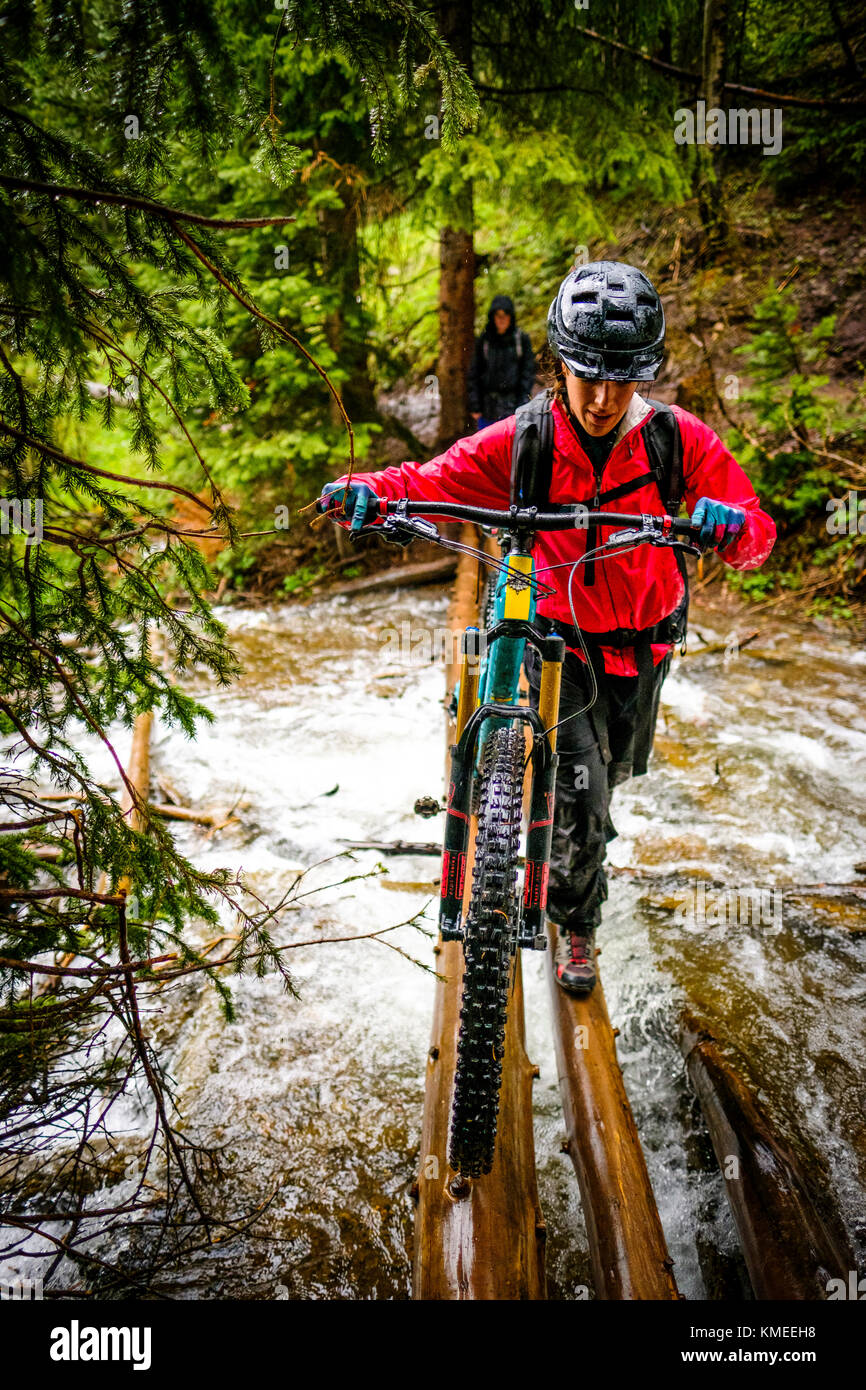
[1,0,865,1295]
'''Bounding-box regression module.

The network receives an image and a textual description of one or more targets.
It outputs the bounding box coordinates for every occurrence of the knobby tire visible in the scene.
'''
[448,724,524,1178]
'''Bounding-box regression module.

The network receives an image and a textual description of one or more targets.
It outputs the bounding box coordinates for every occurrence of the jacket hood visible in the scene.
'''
[486,295,517,336]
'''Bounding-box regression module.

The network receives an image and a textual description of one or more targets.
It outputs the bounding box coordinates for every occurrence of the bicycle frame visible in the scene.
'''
[332,497,701,956]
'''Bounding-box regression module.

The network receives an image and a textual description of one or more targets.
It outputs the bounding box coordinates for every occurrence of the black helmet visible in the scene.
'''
[547,261,665,381]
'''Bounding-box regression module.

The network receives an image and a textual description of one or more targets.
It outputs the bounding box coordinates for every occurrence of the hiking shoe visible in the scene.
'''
[554,927,597,995]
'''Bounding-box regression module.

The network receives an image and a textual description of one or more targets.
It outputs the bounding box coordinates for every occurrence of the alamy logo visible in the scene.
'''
[826,490,866,535]
[0,1276,43,1299]
[379,620,486,669]
[49,1320,152,1371]
[0,497,43,544]
[674,101,783,156]
[673,884,782,932]
[826,1271,866,1300]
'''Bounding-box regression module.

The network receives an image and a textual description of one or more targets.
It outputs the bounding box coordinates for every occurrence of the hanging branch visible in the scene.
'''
[576,25,866,107]
[0,175,297,228]
[0,421,216,513]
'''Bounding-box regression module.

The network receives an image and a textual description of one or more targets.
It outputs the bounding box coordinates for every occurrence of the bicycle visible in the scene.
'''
[331,496,702,1179]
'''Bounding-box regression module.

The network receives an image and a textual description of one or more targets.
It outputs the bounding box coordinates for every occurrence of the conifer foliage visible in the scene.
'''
[0,0,474,1292]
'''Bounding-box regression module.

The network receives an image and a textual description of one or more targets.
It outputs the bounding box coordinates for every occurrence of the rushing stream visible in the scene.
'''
[6,585,865,1299]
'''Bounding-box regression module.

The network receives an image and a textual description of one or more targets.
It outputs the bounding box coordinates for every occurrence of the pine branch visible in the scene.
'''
[0,174,298,227]
[0,421,215,513]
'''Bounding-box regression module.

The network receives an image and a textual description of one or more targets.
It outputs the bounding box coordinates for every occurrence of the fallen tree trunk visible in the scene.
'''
[546,924,680,1300]
[149,802,236,828]
[327,556,457,596]
[679,1010,854,1299]
[339,838,442,857]
[690,629,760,657]
[413,946,547,1299]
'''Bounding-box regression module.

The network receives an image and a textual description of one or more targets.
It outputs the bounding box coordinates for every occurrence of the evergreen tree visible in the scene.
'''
[0,0,475,1291]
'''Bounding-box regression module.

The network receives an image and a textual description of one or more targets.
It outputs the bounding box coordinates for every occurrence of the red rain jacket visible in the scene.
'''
[337,395,776,675]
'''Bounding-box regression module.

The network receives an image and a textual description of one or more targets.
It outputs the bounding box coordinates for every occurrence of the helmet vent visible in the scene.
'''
[636,294,657,307]
[608,280,625,291]
[571,291,597,304]
[605,308,635,322]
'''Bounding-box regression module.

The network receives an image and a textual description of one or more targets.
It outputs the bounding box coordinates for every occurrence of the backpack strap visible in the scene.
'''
[642,399,684,515]
[510,389,555,508]
[642,400,689,651]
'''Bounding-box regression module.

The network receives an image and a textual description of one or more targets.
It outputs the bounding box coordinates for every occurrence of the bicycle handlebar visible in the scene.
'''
[370,497,698,537]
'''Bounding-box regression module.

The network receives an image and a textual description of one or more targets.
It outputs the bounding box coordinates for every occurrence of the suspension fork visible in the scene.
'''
[440,629,481,942]
[520,631,564,949]
[439,629,563,947]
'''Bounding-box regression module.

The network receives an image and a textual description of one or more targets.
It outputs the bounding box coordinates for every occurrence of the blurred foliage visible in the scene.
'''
[725,286,866,600]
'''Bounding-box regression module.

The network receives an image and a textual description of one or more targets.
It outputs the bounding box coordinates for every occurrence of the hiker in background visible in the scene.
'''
[467,295,536,429]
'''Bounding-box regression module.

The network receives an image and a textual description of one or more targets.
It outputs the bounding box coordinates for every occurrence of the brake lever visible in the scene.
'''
[603,518,703,559]
[604,525,650,549]
[649,535,703,558]
[373,515,442,548]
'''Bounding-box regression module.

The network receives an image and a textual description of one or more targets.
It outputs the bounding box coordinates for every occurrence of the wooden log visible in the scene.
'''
[149,802,235,828]
[413,525,546,1300]
[690,629,760,657]
[327,556,457,597]
[120,711,153,834]
[338,838,442,857]
[413,948,547,1299]
[546,924,680,1300]
[680,1011,854,1300]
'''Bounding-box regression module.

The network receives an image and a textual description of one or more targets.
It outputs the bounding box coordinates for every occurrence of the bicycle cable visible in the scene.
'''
[412,526,558,601]
[528,535,662,753]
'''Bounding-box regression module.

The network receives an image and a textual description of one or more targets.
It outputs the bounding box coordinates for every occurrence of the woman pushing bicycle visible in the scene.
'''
[318,261,776,996]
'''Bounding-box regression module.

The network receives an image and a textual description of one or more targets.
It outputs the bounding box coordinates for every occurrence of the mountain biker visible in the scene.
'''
[317,260,776,995]
[467,294,536,428]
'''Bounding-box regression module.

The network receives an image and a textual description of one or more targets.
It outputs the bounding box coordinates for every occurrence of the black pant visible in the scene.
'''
[524,645,671,934]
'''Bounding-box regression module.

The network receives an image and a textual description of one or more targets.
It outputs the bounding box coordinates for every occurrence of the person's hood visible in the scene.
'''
[485,295,517,337]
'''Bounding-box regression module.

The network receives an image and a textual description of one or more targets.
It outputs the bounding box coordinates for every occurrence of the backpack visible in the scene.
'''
[509,389,689,648]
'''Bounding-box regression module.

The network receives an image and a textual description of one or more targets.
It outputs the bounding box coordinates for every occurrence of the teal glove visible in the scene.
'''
[691,497,746,551]
[316,481,380,534]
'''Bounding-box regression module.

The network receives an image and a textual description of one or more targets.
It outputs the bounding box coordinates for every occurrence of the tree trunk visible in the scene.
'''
[412,531,546,1300]
[546,923,680,1300]
[433,1,475,454]
[698,0,731,251]
[436,224,475,450]
[680,1011,854,1299]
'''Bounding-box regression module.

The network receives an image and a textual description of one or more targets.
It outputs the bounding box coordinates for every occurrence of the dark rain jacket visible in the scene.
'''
[467,295,536,421]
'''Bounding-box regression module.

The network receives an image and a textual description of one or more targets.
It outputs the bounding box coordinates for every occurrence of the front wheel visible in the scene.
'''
[448,725,524,1178]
